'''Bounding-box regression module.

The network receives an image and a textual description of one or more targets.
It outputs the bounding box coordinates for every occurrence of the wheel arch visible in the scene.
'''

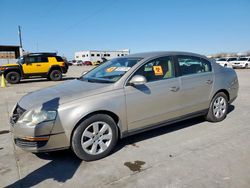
[3,68,22,77]
[213,89,230,101]
[70,110,121,146]
[47,65,62,75]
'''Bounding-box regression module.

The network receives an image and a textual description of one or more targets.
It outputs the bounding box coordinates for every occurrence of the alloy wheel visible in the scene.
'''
[81,121,112,155]
[213,96,227,118]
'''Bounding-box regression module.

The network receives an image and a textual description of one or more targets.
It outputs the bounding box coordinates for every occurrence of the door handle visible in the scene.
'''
[36,64,41,66]
[170,86,180,92]
[206,80,213,84]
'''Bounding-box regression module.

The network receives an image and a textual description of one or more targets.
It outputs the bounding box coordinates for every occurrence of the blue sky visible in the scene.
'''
[0,0,249,59]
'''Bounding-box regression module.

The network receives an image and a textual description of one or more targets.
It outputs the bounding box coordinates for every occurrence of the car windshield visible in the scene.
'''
[217,58,226,61]
[80,58,141,83]
[238,58,248,61]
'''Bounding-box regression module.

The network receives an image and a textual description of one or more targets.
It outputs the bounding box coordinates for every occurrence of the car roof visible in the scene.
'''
[126,51,209,60]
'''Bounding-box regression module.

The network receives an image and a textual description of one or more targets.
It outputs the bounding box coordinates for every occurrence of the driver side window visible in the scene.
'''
[134,56,175,82]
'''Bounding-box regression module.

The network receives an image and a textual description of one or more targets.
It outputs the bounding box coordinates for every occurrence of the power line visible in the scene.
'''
[59,0,119,35]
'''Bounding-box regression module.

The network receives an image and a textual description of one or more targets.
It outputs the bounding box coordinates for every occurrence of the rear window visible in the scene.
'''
[177,56,211,76]
[55,56,64,62]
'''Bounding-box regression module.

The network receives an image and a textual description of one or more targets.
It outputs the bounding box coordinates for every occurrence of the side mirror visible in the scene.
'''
[25,58,30,65]
[129,75,147,86]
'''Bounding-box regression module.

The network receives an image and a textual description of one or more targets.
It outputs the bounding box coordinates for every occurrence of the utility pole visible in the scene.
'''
[18,25,23,49]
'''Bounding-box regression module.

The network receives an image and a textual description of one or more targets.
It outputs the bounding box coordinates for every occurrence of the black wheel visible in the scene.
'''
[5,71,21,84]
[245,64,248,69]
[205,92,228,122]
[224,64,227,67]
[49,69,62,81]
[71,114,118,161]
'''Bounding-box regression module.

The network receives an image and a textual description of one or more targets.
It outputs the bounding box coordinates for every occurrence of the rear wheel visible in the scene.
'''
[5,71,21,84]
[49,69,62,81]
[205,92,228,122]
[71,114,118,161]
[245,64,248,69]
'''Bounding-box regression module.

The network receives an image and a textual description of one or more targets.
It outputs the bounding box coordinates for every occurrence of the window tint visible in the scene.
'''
[134,56,175,82]
[177,56,211,76]
[27,56,48,63]
[217,58,226,61]
[228,58,237,61]
[55,56,63,62]
[239,57,247,61]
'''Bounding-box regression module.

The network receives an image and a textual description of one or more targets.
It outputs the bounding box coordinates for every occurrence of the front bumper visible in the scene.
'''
[10,109,70,152]
[232,64,245,68]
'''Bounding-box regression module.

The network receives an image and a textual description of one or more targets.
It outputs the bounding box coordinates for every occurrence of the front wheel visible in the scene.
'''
[205,92,228,122]
[5,71,21,84]
[71,114,118,161]
[49,70,62,81]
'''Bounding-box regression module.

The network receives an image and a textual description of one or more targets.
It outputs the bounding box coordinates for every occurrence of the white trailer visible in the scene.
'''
[75,49,130,62]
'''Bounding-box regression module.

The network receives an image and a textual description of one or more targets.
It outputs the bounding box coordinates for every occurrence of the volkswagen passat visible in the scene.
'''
[10,52,239,161]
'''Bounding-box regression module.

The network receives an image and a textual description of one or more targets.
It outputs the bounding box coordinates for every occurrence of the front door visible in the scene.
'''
[22,56,49,74]
[125,56,181,131]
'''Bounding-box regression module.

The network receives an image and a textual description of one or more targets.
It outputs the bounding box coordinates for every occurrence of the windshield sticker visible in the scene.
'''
[114,67,131,72]
[106,67,116,73]
[153,66,163,76]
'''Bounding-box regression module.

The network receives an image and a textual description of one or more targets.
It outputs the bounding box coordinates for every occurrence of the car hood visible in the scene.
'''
[18,79,114,110]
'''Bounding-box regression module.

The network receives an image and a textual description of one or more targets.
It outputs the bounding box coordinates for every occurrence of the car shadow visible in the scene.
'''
[6,150,82,188]
[228,104,235,114]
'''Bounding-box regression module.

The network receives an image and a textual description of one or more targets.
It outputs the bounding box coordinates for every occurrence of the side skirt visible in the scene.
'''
[121,109,208,138]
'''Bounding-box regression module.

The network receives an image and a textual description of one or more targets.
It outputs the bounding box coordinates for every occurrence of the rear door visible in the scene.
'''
[125,56,182,131]
[176,55,214,116]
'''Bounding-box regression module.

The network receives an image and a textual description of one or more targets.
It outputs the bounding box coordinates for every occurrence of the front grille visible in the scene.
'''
[14,138,48,148]
[10,104,26,124]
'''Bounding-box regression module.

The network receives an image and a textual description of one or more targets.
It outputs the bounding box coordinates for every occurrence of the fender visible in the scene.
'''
[3,65,23,77]
[47,65,63,76]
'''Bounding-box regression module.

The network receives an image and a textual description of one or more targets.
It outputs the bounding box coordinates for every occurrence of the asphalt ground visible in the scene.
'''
[0,66,250,188]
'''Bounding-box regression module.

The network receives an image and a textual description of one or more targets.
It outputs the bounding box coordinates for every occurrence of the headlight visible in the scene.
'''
[17,110,57,127]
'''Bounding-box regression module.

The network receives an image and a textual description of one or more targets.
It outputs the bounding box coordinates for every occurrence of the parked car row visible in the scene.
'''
[216,57,250,69]
[68,60,102,66]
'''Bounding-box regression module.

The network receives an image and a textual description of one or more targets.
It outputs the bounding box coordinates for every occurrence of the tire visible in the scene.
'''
[224,64,227,67]
[205,92,228,122]
[71,114,118,161]
[245,64,248,69]
[49,69,62,81]
[5,71,21,84]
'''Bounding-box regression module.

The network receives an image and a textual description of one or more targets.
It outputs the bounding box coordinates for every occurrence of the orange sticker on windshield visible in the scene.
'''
[153,66,163,76]
[106,67,116,73]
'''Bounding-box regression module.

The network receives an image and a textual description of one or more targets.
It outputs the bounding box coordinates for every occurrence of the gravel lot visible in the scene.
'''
[0,66,250,188]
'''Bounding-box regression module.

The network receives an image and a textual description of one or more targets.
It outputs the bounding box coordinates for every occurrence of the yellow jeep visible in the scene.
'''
[0,53,68,84]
